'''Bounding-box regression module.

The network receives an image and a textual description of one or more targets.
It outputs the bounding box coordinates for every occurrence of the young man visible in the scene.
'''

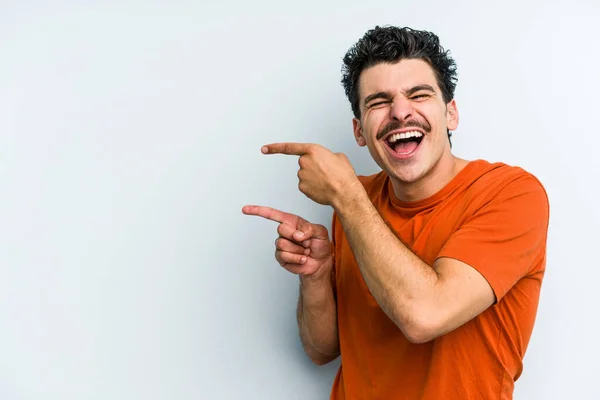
[243,26,549,399]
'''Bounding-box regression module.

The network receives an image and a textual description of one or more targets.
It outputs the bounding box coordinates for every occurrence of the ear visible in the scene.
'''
[352,118,367,147]
[446,99,459,131]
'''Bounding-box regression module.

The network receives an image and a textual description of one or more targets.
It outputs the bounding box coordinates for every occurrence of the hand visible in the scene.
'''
[261,143,360,207]
[242,205,332,280]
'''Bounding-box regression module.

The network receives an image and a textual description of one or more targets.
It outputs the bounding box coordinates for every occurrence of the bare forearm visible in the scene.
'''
[333,186,440,342]
[297,273,339,364]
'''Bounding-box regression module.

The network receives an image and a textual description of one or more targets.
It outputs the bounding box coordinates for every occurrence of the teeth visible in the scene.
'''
[387,130,423,143]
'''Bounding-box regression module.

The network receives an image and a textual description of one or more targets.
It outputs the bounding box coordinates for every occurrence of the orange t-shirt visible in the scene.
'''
[329,159,550,400]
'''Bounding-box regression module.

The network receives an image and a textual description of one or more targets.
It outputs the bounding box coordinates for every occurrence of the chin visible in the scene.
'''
[390,165,428,184]
[381,150,429,182]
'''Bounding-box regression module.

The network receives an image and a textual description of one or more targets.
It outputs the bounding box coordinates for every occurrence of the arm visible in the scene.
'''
[332,185,489,343]
[297,272,340,365]
[333,175,548,344]
[242,205,340,365]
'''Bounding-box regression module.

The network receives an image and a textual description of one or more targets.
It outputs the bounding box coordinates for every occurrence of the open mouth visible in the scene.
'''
[385,130,424,156]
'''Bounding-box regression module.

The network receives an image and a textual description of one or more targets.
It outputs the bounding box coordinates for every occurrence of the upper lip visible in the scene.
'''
[381,128,426,142]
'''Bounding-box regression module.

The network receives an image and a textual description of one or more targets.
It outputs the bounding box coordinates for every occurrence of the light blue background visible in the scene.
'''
[0,1,598,399]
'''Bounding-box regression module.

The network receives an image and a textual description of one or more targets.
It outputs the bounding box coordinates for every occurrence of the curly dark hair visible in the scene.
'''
[341,26,458,140]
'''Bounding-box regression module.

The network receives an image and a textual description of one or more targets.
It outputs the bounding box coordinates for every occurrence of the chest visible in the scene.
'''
[377,200,472,265]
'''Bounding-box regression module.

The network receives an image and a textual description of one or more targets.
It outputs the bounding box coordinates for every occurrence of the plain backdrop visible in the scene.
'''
[1,1,599,399]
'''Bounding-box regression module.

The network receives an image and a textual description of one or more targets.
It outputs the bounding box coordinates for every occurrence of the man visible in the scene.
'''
[243,26,549,399]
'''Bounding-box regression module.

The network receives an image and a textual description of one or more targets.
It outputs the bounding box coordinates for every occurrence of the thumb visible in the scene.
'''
[295,218,329,242]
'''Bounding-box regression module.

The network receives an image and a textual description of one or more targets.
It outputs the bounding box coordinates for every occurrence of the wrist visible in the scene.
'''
[300,264,333,288]
[299,267,335,307]
[332,179,369,216]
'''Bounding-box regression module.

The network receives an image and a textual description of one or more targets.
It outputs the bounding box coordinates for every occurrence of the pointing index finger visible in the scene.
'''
[241,205,298,225]
[261,142,313,156]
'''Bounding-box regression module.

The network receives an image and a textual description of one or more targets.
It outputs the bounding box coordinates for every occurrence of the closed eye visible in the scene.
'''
[369,100,391,108]
[411,94,431,100]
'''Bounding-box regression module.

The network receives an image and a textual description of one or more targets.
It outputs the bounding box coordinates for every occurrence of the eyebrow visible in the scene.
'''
[363,85,436,107]
[363,91,393,107]
[404,84,436,96]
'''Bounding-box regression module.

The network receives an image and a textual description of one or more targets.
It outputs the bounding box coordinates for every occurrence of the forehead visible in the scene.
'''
[358,59,440,99]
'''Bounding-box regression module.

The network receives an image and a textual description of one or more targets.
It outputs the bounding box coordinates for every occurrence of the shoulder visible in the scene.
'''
[463,160,550,226]
[466,159,548,204]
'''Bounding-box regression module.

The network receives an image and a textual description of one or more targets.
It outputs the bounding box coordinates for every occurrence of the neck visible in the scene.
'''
[390,153,468,202]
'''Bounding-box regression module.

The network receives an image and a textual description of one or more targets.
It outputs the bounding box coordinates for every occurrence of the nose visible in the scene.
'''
[389,97,413,122]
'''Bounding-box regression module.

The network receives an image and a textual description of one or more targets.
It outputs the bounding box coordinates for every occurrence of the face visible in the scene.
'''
[353,59,459,194]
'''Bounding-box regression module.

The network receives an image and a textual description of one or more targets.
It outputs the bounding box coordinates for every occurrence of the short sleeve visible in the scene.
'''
[436,173,550,302]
